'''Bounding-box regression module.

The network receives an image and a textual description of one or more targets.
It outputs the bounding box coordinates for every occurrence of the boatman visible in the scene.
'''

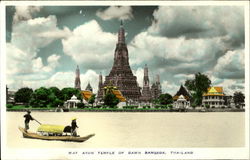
[71,117,79,136]
[23,110,34,132]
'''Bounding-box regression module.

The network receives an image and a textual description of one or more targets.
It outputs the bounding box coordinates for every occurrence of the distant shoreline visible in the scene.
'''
[7,108,245,112]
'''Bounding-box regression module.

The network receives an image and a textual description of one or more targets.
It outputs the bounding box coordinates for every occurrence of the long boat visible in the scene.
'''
[19,127,95,142]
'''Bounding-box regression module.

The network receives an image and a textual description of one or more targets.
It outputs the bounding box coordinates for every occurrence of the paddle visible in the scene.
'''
[33,118,42,125]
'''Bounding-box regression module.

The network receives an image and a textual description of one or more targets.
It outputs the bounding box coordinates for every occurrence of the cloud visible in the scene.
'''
[127,6,245,95]
[96,6,133,20]
[7,8,69,91]
[213,49,244,79]
[148,6,244,45]
[13,6,42,24]
[62,20,117,70]
[129,32,226,75]
[10,70,100,93]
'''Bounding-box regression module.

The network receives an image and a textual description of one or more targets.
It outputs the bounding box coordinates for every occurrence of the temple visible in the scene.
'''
[74,65,81,90]
[140,64,152,102]
[97,21,141,101]
[85,82,93,92]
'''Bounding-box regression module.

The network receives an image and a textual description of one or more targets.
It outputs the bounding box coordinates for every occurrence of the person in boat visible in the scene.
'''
[71,117,79,136]
[23,110,34,132]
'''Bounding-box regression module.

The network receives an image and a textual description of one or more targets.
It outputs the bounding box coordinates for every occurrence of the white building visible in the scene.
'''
[202,87,225,108]
[173,95,190,109]
[65,95,81,108]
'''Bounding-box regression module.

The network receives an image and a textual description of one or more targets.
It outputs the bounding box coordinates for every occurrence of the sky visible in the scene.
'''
[6,5,245,95]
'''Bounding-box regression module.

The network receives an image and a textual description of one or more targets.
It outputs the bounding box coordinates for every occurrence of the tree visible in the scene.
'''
[60,87,82,101]
[29,87,50,108]
[185,72,211,106]
[48,87,63,107]
[49,87,62,98]
[158,93,173,105]
[14,87,33,104]
[233,91,245,107]
[88,94,96,107]
[103,92,119,107]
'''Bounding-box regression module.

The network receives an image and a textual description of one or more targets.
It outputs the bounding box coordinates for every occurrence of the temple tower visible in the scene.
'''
[151,74,162,99]
[97,73,103,99]
[74,65,81,90]
[141,64,152,102]
[99,21,141,101]
[85,82,93,92]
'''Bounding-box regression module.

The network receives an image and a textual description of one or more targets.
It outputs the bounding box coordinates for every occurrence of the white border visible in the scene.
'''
[1,1,249,160]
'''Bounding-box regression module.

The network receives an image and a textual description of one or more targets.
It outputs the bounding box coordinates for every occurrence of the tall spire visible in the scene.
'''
[143,64,149,87]
[118,20,125,44]
[75,65,81,90]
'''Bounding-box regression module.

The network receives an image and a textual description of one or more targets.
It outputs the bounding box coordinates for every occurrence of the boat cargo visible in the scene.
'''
[19,127,95,142]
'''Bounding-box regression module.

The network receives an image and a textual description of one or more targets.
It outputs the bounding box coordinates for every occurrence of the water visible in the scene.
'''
[6,112,245,148]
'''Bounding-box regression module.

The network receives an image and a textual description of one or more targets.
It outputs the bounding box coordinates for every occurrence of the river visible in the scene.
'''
[6,112,245,148]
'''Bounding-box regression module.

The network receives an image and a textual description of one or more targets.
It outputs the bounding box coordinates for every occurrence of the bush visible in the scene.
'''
[7,104,13,109]
[155,105,161,109]
[168,104,173,109]
[123,105,138,109]
[205,104,210,109]
[191,104,196,109]
[77,103,85,108]
[160,105,168,109]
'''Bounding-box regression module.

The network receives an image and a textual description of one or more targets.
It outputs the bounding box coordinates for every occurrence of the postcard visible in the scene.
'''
[1,1,249,160]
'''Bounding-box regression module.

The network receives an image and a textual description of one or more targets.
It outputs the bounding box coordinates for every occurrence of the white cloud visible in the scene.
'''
[62,20,117,70]
[149,6,244,43]
[132,68,144,88]
[161,80,179,95]
[13,6,42,23]
[127,6,245,95]
[11,70,100,93]
[129,31,224,74]
[213,49,244,79]
[7,11,67,90]
[96,6,133,20]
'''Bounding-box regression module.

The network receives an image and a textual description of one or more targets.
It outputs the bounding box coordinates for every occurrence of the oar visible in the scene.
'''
[33,118,42,125]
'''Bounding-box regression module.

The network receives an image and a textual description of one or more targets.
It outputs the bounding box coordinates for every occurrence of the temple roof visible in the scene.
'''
[173,85,192,100]
[85,82,93,91]
[81,90,93,101]
[112,90,126,102]
[203,87,224,96]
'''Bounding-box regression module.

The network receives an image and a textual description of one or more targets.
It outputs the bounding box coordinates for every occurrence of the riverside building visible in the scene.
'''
[202,86,225,108]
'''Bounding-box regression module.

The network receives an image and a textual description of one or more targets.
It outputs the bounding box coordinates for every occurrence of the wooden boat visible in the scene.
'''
[19,127,95,142]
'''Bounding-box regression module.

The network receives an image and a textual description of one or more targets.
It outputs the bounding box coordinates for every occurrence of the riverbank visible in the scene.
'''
[6,108,245,112]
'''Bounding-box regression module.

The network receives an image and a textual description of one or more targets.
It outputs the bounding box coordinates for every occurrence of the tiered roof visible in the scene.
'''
[81,90,93,101]
[112,90,126,102]
[203,87,224,96]
[173,85,192,100]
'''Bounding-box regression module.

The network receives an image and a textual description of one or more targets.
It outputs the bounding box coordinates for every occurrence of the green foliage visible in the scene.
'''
[158,93,173,105]
[103,92,119,107]
[123,105,138,109]
[191,104,196,109]
[168,104,173,110]
[7,104,13,109]
[61,87,82,101]
[233,91,245,106]
[185,72,211,106]
[77,102,85,108]
[88,94,96,106]
[29,87,50,108]
[14,87,33,104]
[205,104,210,109]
